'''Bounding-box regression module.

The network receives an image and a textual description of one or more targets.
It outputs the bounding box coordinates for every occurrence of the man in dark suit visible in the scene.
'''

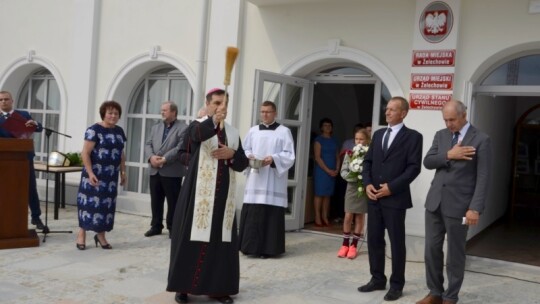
[358,96,423,301]
[416,100,491,304]
[0,90,45,230]
[144,101,187,237]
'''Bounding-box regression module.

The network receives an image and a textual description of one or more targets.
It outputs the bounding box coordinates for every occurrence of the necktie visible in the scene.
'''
[162,122,172,142]
[2,112,9,119]
[451,131,460,146]
[383,128,392,153]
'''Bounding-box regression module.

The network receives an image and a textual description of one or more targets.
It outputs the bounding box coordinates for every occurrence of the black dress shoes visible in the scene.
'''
[358,280,386,292]
[144,228,162,237]
[31,218,45,230]
[175,293,188,303]
[212,296,234,303]
[384,288,403,301]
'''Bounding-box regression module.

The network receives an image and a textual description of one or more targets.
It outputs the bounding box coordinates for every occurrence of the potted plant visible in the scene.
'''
[65,152,83,166]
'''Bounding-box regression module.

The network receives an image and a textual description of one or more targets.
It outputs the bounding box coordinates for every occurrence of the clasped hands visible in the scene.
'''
[366,183,391,200]
[150,155,166,168]
[326,168,339,177]
[87,171,126,187]
[448,142,476,161]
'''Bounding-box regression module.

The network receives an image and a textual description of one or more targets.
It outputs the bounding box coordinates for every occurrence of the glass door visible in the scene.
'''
[253,70,313,231]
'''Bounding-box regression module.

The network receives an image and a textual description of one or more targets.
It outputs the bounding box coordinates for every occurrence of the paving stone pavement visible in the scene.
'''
[1,204,540,304]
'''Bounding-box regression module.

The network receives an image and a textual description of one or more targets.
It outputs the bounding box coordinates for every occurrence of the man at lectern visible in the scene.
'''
[0,90,45,230]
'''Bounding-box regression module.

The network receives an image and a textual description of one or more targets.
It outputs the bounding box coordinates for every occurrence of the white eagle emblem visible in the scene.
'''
[425,11,446,34]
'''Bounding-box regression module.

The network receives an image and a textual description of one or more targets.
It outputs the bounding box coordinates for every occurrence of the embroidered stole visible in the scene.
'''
[190,122,239,243]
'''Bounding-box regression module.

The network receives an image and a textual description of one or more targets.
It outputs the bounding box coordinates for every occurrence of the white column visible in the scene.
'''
[206,0,243,123]
[65,0,101,152]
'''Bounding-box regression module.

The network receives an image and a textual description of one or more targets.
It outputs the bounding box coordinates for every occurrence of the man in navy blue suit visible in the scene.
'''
[0,90,45,230]
[358,96,423,301]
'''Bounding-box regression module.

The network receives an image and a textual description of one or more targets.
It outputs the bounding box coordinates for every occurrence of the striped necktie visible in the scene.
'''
[451,131,460,146]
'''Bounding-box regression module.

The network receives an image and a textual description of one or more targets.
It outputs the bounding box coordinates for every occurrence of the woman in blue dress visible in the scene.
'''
[313,117,339,227]
[75,101,126,250]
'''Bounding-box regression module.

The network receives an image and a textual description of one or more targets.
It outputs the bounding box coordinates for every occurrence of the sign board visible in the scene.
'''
[411,73,453,90]
[409,93,452,110]
[410,0,461,110]
[412,50,455,67]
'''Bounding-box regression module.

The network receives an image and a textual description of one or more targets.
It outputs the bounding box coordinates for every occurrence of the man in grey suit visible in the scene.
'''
[144,101,187,237]
[417,100,492,304]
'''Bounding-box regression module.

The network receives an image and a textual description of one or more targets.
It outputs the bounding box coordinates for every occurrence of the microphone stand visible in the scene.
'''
[41,126,73,242]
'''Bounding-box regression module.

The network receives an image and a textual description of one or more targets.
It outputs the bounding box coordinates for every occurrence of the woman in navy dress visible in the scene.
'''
[313,117,339,227]
[75,101,126,250]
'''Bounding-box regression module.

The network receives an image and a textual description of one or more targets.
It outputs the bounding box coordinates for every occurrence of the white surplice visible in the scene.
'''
[243,123,295,208]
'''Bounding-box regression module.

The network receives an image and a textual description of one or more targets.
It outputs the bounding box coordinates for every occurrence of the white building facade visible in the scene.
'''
[2,0,539,259]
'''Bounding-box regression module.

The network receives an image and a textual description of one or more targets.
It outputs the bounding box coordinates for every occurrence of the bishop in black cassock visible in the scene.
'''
[167,112,248,302]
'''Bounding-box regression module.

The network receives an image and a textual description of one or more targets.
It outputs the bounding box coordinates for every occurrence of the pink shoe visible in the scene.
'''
[337,245,349,258]
[347,245,357,259]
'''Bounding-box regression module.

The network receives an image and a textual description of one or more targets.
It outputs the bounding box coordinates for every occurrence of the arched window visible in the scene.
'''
[125,67,193,194]
[482,54,540,85]
[17,68,61,162]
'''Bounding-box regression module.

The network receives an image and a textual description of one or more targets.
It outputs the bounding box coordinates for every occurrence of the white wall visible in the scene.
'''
[0,0,72,67]
[0,0,74,148]
[456,0,540,92]
[95,0,202,113]
[2,0,540,233]
[237,0,416,134]
[64,0,101,154]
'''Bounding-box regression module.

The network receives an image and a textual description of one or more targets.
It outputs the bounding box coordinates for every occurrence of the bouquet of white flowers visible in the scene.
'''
[341,143,369,197]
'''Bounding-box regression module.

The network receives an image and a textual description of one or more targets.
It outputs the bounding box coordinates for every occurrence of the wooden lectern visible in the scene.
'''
[0,138,39,249]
